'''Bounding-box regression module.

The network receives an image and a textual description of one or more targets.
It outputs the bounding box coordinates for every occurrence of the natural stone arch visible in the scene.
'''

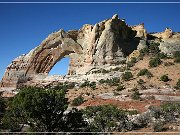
[1,29,83,88]
[1,14,143,89]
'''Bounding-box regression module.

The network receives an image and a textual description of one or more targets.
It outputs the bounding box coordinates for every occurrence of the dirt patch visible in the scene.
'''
[80,98,161,113]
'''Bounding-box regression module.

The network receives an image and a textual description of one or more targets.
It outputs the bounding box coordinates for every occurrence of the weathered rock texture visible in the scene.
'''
[131,23,147,39]
[1,14,180,89]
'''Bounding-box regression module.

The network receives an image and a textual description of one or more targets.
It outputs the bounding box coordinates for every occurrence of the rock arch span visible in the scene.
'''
[1,29,83,88]
[1,14,143,89]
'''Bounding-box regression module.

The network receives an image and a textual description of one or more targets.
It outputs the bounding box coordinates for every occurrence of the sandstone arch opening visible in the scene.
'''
[49,57,70,76]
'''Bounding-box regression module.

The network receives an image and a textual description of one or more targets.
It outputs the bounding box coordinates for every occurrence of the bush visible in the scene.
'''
[80,80,90,88]
[131,90,142,100]
[173,51,180,63]
[137,68,153,78]
[152,120,164,132]
[99,77,120,86]
[127,61,135,68]
[160,102,180,122]
[80,81,96,90]
[116,84,125,91]
[2,87,87,132]
[92,68,110,74]
[164,62,174,66]
[149,42,160,54]
[139,47,149,57]
[89,82,96,90]
[83,105,132,132]
[119,66,126,72]
[174,79,180,90]
[137,79,145,84]
[160,75,170,82]
[157,52,167,59]
[122,71,133,81]
[149,57,162,67]
[71,95,86,106]
[0,92,6,125]
[127,57,137,68]
[113,92,120,96]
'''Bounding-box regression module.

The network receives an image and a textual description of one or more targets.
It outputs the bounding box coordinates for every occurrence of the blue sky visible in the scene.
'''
[0,2,180,79]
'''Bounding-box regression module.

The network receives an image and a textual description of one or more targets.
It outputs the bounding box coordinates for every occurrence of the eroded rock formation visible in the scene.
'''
[1,14,180,89]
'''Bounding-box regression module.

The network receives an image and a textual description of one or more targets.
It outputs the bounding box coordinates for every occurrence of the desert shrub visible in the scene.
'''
[127,57,137,68]
[80,81,96,90]
[149,57,162,67]
[173,51,180,63]
[137,68,153,78]
[0,92,6,129]
[131,90,142,100]
[113,92,120,96]
[119,66,126,72]
[66,82,75,89]
[127,61,135,67]
[99,77,120,86]
[160,75,170,82]
[160,102,180,122]
[116,84,125,91]
[152,120,164,132]
[137,79,145,84]
[157,52,167,59]
[99,79,106,84]
[131,57,137,63]
[80,80,90,88]
[125,110,139,115]
[139,47,149,57]
[101,69,109,74]
[131,87,138,91]
[119,60,126,64]
[174,79,180,90]
[149,42,160,54]
[164,62,174,66]
[92,68,110,74]
[83,105,133,132]
[134,112,151,128]
[89,82,96,90]
[71,95,86,106]
[52,83,68,91]
[148,106,162,119]
[122,71,133,81]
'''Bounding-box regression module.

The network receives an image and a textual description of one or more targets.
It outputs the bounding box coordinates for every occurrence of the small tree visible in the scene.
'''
[3,87,87,132]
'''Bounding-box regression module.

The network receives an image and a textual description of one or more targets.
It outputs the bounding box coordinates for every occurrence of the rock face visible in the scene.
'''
[150,28,180,56]
[131,23,147,39]
[152,28,173,40]
[159,33,180,55]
